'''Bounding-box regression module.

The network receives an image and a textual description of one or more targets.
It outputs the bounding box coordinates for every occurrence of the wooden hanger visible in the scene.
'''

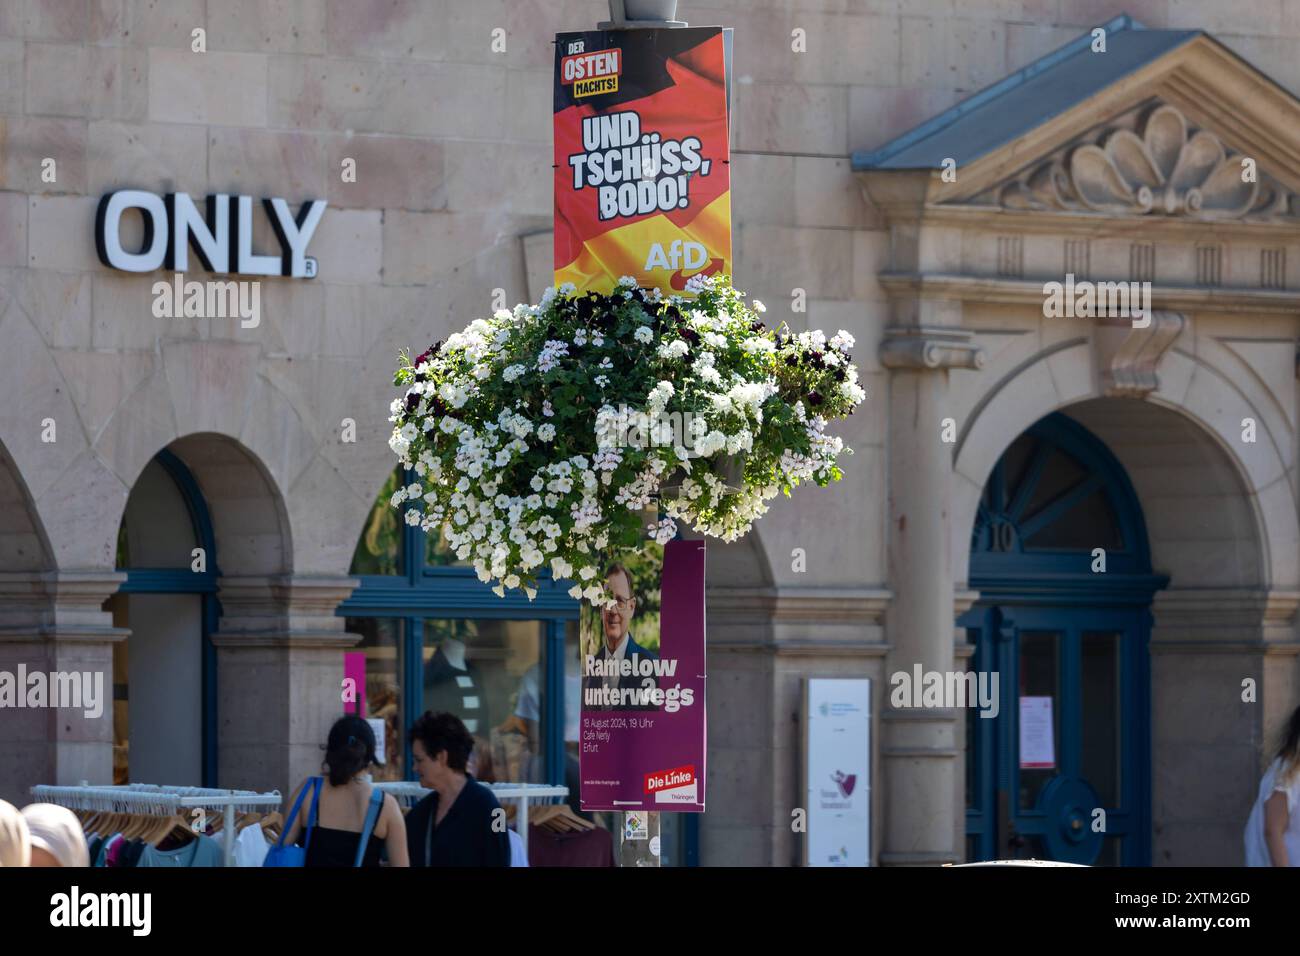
[530,804,595,832]
[260,811,282,840]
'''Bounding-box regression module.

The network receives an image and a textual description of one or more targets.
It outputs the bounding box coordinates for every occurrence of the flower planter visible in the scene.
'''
[388,275,864,602]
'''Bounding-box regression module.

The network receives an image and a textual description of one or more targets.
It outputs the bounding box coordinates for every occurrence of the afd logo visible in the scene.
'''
[643,241,724,290]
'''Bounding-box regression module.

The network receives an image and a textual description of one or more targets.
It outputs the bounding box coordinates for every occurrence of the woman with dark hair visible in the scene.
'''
[283,714,409,867]
[405,711,510,867]
[1245,704,1300,866]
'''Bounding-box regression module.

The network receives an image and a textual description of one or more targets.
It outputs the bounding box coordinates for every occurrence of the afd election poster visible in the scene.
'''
[554,26,731,296]
[579,539,706,812]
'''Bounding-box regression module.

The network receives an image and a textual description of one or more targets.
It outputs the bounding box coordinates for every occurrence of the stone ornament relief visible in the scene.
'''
[986,103,1300,220]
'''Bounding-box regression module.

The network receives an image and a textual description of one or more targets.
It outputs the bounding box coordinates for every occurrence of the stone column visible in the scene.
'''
[210,575,360,798]
[0,570,126,804]
[878,327,983,865]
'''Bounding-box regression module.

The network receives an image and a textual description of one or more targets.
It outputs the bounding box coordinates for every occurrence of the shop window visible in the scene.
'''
[422,619,544,782]
[340,467,579,788]
[350,468,404,576]
[344,617,405,782]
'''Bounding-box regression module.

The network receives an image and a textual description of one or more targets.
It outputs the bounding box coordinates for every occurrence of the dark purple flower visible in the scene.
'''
[784,353,799,367]
[404,392,420,413]
[808,391,824,406]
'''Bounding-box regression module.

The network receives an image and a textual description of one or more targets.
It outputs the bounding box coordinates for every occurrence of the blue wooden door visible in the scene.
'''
[963,414,1165,865]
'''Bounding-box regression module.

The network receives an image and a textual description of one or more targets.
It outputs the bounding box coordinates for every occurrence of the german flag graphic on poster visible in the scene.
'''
[554,27,730,297]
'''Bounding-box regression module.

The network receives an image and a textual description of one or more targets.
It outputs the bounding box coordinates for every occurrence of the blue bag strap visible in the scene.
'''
[273,776,321,849]
[303,777,323,854]
[353,788,384,867]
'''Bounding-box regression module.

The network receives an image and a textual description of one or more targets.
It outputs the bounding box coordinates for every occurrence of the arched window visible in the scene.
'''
[339,467,580,786]
[108,450,220,787]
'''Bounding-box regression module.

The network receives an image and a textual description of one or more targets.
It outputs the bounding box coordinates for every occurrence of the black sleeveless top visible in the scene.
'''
[301,825,384,867]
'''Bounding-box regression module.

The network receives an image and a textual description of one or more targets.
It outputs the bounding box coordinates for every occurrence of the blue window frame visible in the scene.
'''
[337,467,579,783]
[962,413,1167,865]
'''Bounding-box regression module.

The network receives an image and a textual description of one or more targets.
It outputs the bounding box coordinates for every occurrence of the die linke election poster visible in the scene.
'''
[554,26,731,297]
[579,539,706,813]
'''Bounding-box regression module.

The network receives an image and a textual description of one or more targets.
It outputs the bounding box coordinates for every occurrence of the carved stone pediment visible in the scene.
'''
[964,102,1300,222]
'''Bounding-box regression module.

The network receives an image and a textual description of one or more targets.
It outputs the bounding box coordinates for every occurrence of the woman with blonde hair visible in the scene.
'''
[21,804,88,867]
[1245,704,1300,866]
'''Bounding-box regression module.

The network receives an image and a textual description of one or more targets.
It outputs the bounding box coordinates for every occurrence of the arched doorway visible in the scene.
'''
[106,449,219,787]
[961,412,1167,865]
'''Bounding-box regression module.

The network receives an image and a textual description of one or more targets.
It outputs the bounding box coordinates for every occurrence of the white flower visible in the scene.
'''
[538,423,556,441]
[503,364,526,382]
[568,585,583,599]
[536,339,570,373]
[573,329,588,346]
[684,273,715,293]
[557,282,576,296]
[658,339,689,360]
[542,400,554,417]
[829,329,856,350]
[648,517,677,544]
[618,275,638,288]
[634,325,653,344]
[530,474,545,492]
[752,300,766,313]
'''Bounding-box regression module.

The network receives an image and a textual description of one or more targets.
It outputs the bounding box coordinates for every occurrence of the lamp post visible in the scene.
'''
[599,0,688,30]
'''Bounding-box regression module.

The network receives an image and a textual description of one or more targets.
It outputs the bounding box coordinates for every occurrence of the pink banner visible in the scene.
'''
[579,538,706,812]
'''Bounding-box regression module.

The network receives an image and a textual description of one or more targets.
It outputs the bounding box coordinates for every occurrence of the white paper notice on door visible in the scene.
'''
[1019,696,1055,769]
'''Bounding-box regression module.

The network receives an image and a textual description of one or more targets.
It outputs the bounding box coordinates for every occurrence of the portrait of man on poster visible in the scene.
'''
[583,563,659,712]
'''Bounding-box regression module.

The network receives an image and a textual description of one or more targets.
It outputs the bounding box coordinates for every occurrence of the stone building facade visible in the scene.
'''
[1,0,1299,866]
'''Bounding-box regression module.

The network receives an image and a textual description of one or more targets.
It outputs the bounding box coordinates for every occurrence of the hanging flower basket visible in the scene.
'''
[388,274,865,605]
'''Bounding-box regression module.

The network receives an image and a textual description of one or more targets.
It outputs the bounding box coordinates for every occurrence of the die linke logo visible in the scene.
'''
[644,764,695,794]
[560,42,620,99]
[95,190,326,278]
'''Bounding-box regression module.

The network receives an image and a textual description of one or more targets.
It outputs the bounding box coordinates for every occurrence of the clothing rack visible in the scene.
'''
[374,781,568,853]
[32,783,283,867]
